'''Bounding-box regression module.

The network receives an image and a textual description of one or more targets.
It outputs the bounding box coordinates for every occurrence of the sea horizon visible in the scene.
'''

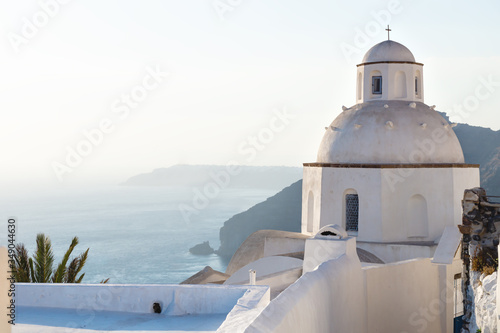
[2,185,277,284]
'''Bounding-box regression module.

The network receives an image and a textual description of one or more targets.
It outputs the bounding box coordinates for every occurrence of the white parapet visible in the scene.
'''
[302,231,358,275]
[431,226,462,264]
[15,283,270,332]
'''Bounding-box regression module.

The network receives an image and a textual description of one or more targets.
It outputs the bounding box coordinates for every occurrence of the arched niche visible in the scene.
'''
[407,194,429,238]
[357,72,363,101]
[394,71,407,98]
[307,191,314,233]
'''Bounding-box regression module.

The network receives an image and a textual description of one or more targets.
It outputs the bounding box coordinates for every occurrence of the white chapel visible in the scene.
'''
[8,38,488,333]
[301,39,480,263]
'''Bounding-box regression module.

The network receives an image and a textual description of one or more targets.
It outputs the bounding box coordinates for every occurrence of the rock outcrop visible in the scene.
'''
[189,241,215,255]
[180,266,229,285]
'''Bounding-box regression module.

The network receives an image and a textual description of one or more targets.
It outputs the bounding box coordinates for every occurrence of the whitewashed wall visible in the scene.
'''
[365,258,459,333]
[301,166,383,240]
[302,166,479,244]
[356,241,436,264]
[380,167,479,242]
[245,253,366,333]
[243,254,460,333]
[357,63,424,103]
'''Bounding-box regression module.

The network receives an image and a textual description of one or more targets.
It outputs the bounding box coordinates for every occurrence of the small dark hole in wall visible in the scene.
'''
[153,302,161,314]
[321,231,337,236]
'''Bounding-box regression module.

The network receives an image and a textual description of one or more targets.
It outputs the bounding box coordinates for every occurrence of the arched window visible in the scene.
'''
[344,190,359,232]
[394,71,407,98]
[370,70,382,96]
[372,76,382,94]
[307,191,314,233]
[407,194,428,238]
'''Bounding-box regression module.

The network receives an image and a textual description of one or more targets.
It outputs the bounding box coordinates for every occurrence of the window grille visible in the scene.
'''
[346,194,359,232]
[372,76,382,94]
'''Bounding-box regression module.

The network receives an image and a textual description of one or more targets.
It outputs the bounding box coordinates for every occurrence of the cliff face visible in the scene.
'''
[453,123,500,194]
[216,180,302,257]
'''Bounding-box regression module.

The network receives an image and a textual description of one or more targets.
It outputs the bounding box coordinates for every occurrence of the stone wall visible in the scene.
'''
[459,187,500,333]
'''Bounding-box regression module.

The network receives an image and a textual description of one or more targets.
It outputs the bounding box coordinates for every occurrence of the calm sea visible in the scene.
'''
[1,186,276,284]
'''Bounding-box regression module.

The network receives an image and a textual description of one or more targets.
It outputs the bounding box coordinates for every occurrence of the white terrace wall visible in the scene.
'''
[245,253,366,333]
[365,258,458,333]
[244,255,458,333]
[16,283,270,319]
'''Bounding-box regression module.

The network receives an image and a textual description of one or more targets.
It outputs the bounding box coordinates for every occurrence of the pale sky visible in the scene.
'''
[1,0,500,187]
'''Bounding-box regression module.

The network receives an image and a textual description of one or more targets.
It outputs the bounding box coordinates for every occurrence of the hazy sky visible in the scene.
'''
[1,0,500,187]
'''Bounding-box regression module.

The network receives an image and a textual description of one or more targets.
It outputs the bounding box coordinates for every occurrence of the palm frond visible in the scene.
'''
[73,249,89,283]
[15,234,94,285]
[75,273,85,283]
[13,244,31,282]
[29,258,35,283]
[52,237,79,283]
[33,233,54,283]
[65,257,79,283]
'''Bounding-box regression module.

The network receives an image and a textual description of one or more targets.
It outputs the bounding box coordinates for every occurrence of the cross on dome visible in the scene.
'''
[386,25,391,40]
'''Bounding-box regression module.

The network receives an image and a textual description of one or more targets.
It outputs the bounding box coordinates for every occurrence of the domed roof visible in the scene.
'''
[317,101,465,164]
[362,40,416,63]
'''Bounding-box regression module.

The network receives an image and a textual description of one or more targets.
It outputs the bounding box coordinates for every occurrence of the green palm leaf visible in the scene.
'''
[13,234,102,284]
[52,237,79,283]
[66,248,89,283]
[13,244,31,282]
[33,233,54,283]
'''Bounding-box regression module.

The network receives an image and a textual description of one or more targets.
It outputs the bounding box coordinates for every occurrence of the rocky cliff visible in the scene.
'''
[216,180,302,257]
[453,122,500,193]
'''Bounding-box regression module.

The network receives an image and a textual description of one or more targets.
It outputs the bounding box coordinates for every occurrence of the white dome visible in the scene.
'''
[362,40,416,63]
[317,101,465,164]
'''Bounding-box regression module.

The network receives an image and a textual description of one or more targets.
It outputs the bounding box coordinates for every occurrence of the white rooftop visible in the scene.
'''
[16,306,226,333]
[13,283,270,333]
[361,40,416,63]
[317,100,465,164]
